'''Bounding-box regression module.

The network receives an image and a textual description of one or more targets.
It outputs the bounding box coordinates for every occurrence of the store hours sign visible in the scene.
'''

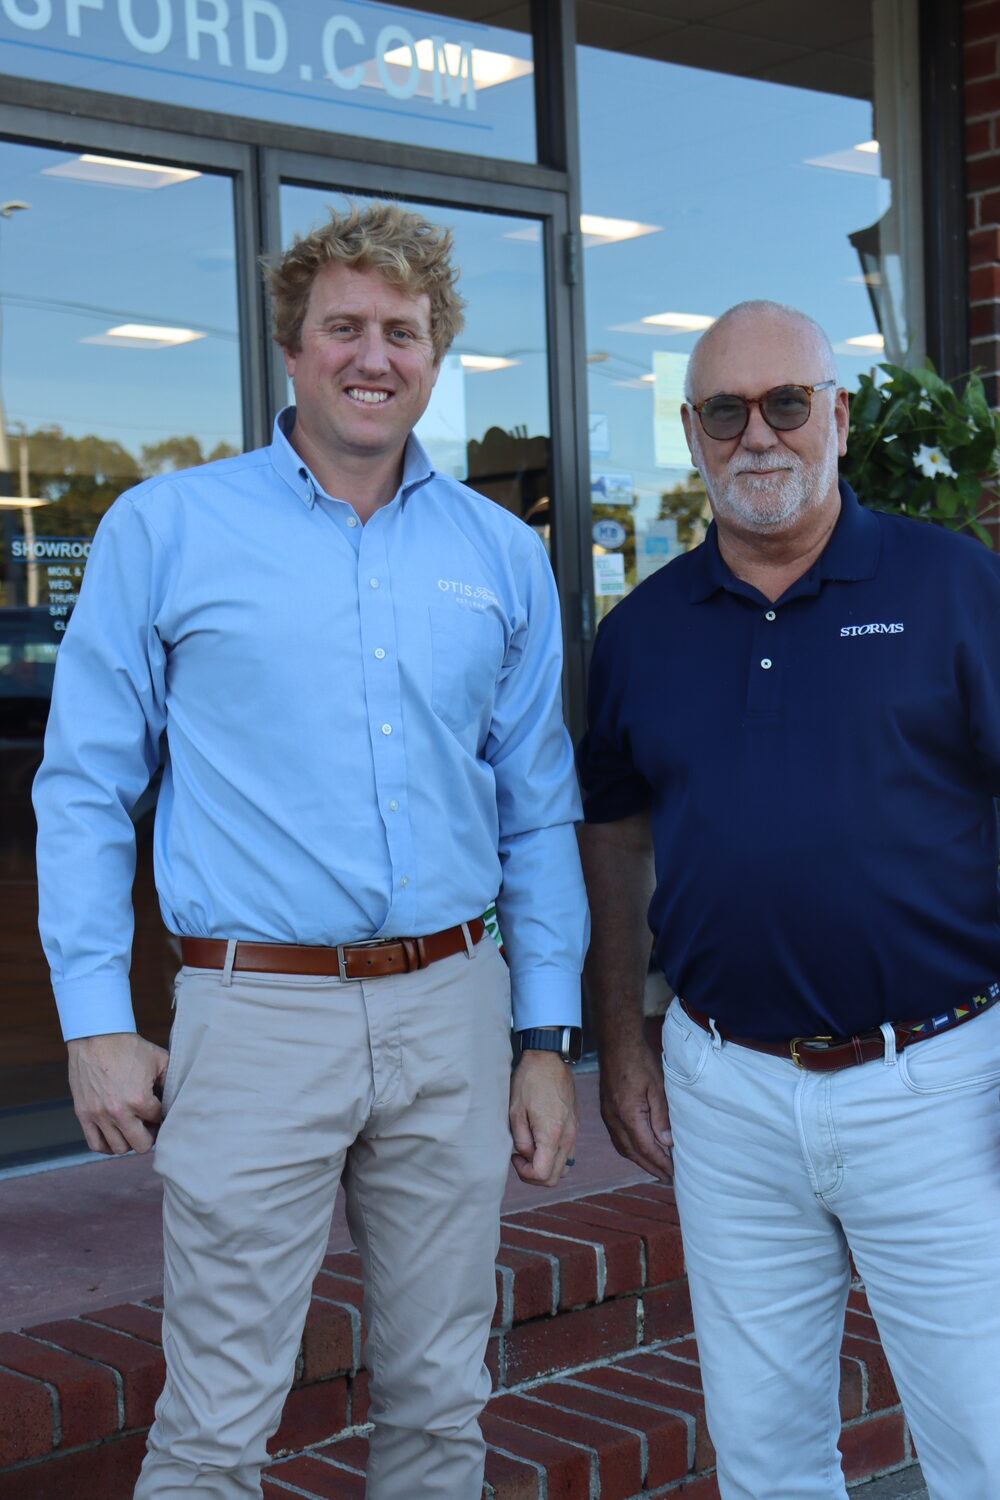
[0,0,535,155]
[10,536,92,630]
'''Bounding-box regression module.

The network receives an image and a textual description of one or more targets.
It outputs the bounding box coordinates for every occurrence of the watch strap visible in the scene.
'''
[517,1026,584,1062]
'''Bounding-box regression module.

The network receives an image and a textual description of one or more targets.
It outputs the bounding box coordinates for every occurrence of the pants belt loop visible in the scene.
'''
[461,920,475,959]
[707,1015,723,1052]
[879,1020,898,1066]
[221,939,237,987]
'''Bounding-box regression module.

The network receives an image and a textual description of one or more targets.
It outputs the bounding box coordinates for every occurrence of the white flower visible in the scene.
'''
[914,444,956,478]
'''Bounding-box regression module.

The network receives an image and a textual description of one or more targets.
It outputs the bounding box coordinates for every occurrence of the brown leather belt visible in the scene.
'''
[680,987,1000,1072]
[181,918,485,981]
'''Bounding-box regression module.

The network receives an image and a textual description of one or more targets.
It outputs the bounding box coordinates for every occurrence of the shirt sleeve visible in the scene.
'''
[32,492,169,1041]
[486,534,588,1031]
[577,609,653,825]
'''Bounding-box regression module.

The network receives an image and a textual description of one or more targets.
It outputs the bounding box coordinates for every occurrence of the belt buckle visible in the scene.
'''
[336,937,393,981]
[789,1034,833,1068]
[335,936,383,984]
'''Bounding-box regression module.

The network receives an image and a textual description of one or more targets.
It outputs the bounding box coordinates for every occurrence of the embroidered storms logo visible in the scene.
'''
[840,622,905,637]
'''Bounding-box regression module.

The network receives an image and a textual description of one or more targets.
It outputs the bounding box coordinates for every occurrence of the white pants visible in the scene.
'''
[134,937,513,1500]
[661,995,1000,1500]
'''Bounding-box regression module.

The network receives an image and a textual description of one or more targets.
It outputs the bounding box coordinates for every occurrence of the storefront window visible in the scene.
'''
[0,1,536,162]
[576,2,923,616]
[0,136,242,1165]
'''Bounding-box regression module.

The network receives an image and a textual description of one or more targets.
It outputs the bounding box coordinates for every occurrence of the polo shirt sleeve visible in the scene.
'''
[577,609,653,824]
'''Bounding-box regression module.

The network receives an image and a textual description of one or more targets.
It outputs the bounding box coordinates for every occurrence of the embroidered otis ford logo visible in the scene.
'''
[840,622,904,636]
[437,579,500,609]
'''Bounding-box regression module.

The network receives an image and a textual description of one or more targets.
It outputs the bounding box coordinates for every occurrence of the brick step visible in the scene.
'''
[0,1185,915,1499]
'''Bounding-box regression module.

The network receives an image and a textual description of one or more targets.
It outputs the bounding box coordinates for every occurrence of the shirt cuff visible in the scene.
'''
[53,974,138,1042]
[509,967,582,1032]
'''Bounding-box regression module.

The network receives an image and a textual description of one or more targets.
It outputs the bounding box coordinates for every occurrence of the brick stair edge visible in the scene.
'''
[0,1181,909,1496]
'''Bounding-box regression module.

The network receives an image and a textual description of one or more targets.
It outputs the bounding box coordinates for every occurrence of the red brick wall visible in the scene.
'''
[964,1,1000,539]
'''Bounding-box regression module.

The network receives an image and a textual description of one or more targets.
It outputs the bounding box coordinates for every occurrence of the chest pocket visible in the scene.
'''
[429,603,507,733]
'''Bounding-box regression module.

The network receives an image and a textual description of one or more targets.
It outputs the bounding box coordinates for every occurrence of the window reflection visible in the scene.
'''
[577,12,920,617]
[0,137,242,1164]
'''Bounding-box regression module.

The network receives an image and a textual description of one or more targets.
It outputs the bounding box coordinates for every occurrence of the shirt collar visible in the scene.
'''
[686,479,881,604]
[268,406,436,509]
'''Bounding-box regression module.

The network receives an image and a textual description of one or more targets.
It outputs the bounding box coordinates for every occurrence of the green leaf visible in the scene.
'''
[852,384,884,426]
[918,360,952,398]
[955,471,984,504]
[964,372,992,426]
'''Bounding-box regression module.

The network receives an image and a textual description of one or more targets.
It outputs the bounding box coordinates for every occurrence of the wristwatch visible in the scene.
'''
[517,1026,584,1063]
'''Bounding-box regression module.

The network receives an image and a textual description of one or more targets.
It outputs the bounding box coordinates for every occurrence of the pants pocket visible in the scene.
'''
[661,999,713,1088]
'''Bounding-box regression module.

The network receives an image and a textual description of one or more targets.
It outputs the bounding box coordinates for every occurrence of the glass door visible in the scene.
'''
[0,131,245,1166]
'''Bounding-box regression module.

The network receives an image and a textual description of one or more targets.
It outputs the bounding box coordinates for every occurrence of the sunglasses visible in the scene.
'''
[691,381,837,441]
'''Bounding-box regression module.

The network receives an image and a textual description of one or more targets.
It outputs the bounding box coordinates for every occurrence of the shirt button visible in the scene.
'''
[374,648,386,660]
[400,875,409,887]
[381,723,392,735]
[346,516,358,528]
[388,798,399,811]
[765,610,776,621]
[369,577,379,588]
[761,658,772,670]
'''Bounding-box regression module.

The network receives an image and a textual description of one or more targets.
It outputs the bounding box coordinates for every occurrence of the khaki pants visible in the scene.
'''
[134,937,513,1499]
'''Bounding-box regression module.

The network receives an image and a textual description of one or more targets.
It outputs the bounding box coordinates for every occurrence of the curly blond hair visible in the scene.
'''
[265,200,465,363]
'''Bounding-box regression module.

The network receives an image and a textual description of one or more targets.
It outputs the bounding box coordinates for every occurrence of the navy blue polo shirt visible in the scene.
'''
[578,482,1000,1038]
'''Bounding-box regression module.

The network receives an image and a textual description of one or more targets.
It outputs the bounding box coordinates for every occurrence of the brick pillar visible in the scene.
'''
[964,1,1000,541]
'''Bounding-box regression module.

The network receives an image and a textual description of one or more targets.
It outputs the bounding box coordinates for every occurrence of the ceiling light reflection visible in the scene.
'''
[506,214,660,247]
[459,354,518,371]
[380,40,532,90]
[642,312,716,331]
[83,323,206,348]
[43,155,201,189]
[804,142,881,175]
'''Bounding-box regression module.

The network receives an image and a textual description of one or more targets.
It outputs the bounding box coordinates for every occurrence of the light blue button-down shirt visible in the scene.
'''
[34,411,588,1041]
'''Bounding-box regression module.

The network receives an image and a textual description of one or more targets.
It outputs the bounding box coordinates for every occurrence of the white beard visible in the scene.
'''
[707,444,839,533]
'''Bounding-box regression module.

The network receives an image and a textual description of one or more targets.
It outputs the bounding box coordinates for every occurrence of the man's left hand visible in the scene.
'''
[509,1051,579,1186]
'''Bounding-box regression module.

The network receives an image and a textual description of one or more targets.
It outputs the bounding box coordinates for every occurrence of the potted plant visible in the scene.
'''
[841,360,1000,546]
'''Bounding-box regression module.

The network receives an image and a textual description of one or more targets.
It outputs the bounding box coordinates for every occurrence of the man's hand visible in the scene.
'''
[599,1039,673,1182]
[509,1051,579,1186]
[67,1032,169,1156]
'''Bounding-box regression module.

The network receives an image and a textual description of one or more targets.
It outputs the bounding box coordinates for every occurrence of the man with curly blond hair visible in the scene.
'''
[34,201,588,1499]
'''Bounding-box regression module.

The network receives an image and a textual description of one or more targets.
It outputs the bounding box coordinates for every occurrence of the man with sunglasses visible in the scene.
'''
[578,299,1000,1499]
